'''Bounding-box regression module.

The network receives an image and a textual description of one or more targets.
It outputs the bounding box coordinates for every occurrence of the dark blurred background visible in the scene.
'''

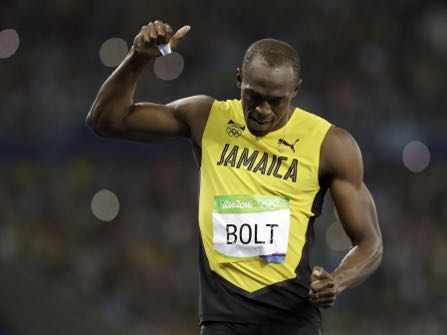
[0,0,446,334]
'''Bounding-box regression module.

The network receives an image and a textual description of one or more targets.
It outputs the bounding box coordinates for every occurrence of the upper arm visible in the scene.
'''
[104,95,214,145]
[320,127,382,248]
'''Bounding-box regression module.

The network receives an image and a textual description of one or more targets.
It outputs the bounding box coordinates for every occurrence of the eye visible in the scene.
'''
[245,91,261,102]
[269,98,283,106]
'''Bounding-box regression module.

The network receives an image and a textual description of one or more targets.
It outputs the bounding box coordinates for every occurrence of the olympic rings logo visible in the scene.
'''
[226,126,243,138]
[259,199,280,210]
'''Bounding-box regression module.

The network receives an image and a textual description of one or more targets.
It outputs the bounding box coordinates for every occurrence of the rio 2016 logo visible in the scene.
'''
[222,200,253,209]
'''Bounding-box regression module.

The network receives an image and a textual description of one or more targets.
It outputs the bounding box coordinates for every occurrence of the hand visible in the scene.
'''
[309,266,337,308]
[133,20,190,58]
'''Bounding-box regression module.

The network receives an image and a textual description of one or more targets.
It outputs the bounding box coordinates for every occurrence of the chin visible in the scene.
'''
[248,127,268,137]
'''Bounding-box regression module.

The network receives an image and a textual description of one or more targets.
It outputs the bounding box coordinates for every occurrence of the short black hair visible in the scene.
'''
[242,38,301,81]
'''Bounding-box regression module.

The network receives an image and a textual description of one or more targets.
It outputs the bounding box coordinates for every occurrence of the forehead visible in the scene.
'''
[242,58,296,96]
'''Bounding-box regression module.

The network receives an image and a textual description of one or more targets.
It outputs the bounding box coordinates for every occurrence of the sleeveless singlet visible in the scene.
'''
[198,99,332,326]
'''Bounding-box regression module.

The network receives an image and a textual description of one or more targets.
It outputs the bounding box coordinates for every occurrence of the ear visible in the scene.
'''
[236,67,242,88]
[292,78,303,97]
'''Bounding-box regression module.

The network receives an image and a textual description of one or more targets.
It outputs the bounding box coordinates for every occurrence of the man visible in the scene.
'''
[87,20,383,335]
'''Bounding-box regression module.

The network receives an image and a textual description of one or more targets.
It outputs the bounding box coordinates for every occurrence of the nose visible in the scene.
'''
[255,101,271,116]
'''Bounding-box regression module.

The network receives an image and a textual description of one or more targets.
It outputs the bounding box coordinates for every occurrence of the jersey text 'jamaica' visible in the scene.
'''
[216,144,298,182]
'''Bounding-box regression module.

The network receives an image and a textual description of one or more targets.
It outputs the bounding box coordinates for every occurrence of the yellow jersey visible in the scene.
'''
[198,99,332,325]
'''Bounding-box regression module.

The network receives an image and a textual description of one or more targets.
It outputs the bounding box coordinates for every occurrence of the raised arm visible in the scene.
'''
[86,20,214,146]
[309,127,383,308]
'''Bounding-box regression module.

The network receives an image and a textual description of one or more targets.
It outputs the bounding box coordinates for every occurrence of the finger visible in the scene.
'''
[134,33,145,49]
[319,268,333,280]
[309,293,336,304]
[311,266,323,281]
[309,288,336,300]
[311,279,335,292]
[154,20,166,45]
[141,26,151,45]
[164,23,174,43]
[147,22,157,46]
[312,266,333,281]
[169,25,191,49]
[310,295,335,303]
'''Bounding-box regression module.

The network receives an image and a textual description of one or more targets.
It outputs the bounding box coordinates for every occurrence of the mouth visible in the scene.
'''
[248,115,274,126]
[247,114,274,136]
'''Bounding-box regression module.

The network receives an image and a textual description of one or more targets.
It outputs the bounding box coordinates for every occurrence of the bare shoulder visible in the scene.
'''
[167,94,215,114]
[168,95,215,146]
[320,127,364,181]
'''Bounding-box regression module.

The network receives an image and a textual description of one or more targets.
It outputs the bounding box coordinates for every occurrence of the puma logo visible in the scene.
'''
[278,138,299,153]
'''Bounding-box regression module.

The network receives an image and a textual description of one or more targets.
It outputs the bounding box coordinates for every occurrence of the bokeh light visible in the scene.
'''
[402,140,431,173]
[91,189,120,222]
[0,29,20,59]
[325,221,351,252]
[154,52,184,81]
[420,9,447,55]
[99,38,128,67]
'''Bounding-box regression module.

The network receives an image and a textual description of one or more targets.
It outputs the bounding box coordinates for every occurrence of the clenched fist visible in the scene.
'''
[133,20,190,57]
[309,266,337,308]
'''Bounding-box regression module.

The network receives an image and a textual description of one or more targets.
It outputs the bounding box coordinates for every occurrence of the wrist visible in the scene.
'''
[332,272,344,295]
[118,46,153,77]
[128,46,154,63]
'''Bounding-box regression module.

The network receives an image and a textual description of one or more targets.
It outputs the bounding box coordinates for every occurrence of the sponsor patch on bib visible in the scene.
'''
[212,195,290,263]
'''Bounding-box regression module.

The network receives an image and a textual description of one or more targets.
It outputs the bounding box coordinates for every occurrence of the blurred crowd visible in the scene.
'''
[0,0,446,334]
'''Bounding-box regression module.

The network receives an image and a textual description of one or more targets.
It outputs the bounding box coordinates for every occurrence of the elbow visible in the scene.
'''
[370,236,383,272]
[85,113,106,137]
[85,110,121,138]
[376,238,384,267]
[85,112,97,133]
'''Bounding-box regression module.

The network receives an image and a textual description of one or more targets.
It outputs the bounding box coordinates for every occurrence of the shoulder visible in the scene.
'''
[209,99,242,114]
[167,95,215,146]
[168,95,215,116]
[291,107,332,139]
[320,127,363,181]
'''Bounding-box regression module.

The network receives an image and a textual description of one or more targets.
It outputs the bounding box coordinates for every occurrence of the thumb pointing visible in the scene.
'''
[169,25,191,49]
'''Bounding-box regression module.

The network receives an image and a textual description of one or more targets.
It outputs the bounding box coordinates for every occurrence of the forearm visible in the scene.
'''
[331,239,383,294]
[86,47,151,134]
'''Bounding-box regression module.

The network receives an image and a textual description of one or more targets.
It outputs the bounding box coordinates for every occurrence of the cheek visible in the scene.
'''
[272,104,289,118]
[242,99,256,111]
[240,99,250,118]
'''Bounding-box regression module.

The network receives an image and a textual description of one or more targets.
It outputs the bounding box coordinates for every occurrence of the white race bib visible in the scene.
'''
[212,195,290,263]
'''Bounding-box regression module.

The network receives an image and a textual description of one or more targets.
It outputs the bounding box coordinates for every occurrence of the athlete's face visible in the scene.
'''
[237,59,301,137]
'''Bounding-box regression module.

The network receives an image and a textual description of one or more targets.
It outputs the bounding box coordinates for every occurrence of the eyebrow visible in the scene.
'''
[244,88,286,101]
